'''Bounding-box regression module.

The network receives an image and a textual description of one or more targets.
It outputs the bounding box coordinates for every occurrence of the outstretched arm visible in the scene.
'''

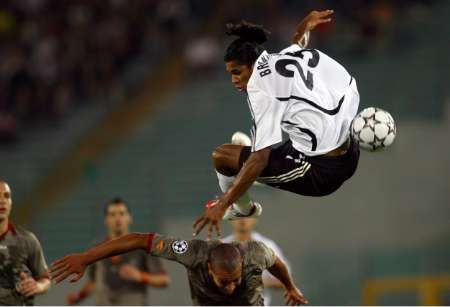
[193,147,271,238]
[292,10,334,46]
[268,257,308,305]
[51,233,149,283]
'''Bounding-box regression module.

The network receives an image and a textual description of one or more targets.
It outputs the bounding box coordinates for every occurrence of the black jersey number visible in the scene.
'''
[275,49,320,91]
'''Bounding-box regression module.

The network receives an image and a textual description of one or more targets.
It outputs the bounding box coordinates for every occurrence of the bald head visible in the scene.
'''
[0,180,12,222]
[208,243,243,294]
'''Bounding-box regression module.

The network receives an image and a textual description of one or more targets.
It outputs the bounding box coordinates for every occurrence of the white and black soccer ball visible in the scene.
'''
[351,107,396,151]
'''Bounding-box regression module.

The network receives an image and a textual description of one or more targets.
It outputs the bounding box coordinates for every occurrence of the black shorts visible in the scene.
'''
[239,139,360,197]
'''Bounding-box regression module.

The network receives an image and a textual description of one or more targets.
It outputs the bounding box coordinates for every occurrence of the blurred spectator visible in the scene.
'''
[0,0,438,144]
[0,0,194,144]
[184,34,220,75]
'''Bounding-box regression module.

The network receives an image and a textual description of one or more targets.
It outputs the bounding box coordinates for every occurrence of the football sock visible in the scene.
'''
[216,171,253,214]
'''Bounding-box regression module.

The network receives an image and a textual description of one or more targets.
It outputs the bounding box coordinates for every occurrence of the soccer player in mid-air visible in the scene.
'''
[50,232,307,305]
[193,10,361,238]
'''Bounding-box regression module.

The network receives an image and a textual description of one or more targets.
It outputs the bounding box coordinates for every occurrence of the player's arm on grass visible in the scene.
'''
[291,10,333,45]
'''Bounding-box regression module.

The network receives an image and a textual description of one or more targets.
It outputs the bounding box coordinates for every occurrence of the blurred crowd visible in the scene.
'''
[0,0,210,143]
[0,0,439,143]
[185,0,438,74]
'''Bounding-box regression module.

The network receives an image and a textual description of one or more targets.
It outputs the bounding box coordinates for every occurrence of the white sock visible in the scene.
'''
[216,171,253,214]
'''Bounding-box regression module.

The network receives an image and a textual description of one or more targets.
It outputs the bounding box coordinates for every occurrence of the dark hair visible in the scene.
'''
[208,244,243,272]
[224,20,270,66]
[103,197,130,216]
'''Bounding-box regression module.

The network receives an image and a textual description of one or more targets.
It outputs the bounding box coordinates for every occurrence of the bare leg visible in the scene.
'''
[212,144,253,215]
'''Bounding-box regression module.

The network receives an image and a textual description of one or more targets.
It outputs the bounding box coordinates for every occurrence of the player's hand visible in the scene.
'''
[50,253,87,284]
[16,272,41,297]
[119,264,142,282]
[192,199,227,240]
[303,10,334,32]
[66,292,81,305]
[284,286,308,305]
[293,9,334,46]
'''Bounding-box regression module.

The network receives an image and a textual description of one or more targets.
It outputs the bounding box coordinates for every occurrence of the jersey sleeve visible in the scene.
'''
[249,241,277,270]
[146,233,206,268]
[247,74,285,152]
[247,60,286,152]
[26,232,49,279]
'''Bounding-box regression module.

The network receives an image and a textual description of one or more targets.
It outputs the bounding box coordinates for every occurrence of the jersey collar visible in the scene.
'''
[0,223,16,240]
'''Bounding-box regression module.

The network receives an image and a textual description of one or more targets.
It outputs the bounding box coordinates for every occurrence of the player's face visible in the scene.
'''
[0,182,12,222]
[104,204,132,236]
[208,263,243,295]
[225,61,253,92]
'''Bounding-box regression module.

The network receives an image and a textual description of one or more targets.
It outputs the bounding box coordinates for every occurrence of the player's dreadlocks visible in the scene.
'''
[224,20,270,66]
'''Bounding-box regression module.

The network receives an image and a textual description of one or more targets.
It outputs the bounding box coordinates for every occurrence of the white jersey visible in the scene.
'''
[247,44,360,156]
[223,232,291,306]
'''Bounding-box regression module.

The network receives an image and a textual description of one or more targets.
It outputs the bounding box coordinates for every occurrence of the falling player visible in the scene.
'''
[193,10,361,238]
[50,232,307,305]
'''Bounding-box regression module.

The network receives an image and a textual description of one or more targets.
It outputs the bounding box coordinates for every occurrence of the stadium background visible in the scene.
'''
[0,0,449,305]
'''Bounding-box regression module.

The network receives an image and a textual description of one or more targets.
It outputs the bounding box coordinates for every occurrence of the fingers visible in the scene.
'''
[51,265,70,283]
[22,285,38,297]
[193,217,207,236]
[285,296,293,306]
[50,257,71,273]
[207,223,214,241]
[314,18,332,26]
[53,270,72,284]
[319,9,334,17]
[19,272,28,280]
[214,223,221,238]
[70,273,82,283]
[19,279,34,288]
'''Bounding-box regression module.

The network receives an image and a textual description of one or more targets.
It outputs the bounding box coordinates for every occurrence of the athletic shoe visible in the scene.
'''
[222,202,262,220]
[205,200,262,220]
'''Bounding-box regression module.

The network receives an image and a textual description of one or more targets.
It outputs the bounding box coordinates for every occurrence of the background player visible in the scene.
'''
[51,232,307,305]
[66,198,170,305]
[223,217,291,305]
[194,10,360,238]
[0,180,51,305]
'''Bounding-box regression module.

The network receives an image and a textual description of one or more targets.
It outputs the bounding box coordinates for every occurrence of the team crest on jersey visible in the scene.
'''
[172,240,188,254]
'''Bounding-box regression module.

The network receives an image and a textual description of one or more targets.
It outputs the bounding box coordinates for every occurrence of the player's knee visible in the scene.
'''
[212,145,227,166]
[212,144,234,175]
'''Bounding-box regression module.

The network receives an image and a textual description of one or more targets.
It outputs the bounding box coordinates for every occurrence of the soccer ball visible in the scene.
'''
[351,107,396,151]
